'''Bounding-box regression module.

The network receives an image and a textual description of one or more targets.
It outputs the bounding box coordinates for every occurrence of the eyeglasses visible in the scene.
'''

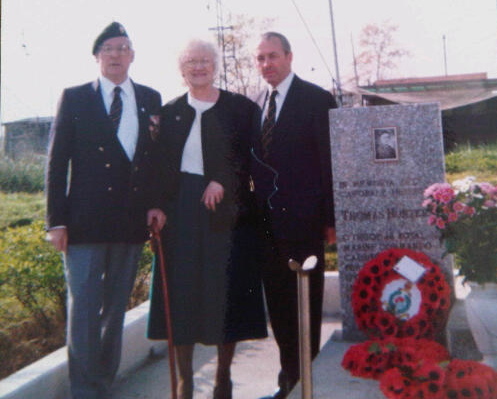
[99,44,132,55]
[184,58,212,68]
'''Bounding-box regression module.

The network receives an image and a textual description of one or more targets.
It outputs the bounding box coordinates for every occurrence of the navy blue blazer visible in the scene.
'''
[46,80,163,244]
[251,75,337,241]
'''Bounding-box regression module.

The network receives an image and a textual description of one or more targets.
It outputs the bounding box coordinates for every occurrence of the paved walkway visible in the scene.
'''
[113,318,342,399]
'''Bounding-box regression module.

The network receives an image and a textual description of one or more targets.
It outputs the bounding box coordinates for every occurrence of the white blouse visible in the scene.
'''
[180,93,216,175]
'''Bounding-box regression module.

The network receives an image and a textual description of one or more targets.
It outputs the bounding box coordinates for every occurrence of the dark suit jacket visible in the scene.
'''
[157,90,259,230]
[46,80,163,244]
[251,75,337,241]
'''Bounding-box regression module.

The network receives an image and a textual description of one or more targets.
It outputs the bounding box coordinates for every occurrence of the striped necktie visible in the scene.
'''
[261,89,278,159]
[109,86,122,133]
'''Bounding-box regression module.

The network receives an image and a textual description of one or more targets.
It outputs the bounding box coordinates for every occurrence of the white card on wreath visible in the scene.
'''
[394,256,426,283]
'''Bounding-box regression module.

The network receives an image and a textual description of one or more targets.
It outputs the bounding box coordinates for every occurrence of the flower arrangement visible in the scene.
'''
[343,247,497,398]
[380,358,497,399]
[423,177,497,284]
[379,358,447,399]
[342,338,497,399]
[352,248,451,340]
[342,336,497,398]
[443,359,497,398]
[342,337,449,380]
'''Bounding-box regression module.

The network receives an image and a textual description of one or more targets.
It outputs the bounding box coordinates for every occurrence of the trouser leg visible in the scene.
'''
[64,243,142,399]
[99,244,142,392]
[261,237,325,394]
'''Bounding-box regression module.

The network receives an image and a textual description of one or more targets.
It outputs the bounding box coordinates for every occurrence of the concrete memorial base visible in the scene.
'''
[287,331,384,399]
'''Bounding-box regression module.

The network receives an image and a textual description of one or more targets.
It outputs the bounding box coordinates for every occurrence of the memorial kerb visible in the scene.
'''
[329,103,452,341]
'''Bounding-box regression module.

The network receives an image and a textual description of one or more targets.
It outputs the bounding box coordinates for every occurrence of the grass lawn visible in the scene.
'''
[0,191,45,228]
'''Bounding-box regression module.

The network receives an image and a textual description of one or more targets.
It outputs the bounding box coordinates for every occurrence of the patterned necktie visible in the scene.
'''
[109,86,122,133]
[261,90,278,159]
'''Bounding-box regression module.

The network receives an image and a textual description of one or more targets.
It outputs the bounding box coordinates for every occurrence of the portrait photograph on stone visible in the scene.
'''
[373,127,398,162]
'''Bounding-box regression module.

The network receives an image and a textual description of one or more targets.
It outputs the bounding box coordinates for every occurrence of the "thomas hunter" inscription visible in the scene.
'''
[340,208,428,221]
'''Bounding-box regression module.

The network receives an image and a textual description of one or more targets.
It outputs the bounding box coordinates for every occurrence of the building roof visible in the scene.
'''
[2,116,54,126]
[357,73,497,110]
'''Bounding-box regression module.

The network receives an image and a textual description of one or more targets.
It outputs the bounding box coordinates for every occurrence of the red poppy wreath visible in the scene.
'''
[352,248,452,340]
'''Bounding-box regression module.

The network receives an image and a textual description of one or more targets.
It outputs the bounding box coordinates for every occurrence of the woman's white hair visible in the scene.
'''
[178,38,220,75]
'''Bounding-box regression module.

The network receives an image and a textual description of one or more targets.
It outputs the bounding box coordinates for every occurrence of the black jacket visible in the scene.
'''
[251,75,337,241]
[158,90,259,230]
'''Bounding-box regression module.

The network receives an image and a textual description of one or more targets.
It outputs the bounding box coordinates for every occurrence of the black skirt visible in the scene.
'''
[147,173,267,345]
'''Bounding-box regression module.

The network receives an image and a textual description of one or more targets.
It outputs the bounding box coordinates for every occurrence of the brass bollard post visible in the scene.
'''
[289,256,318,399]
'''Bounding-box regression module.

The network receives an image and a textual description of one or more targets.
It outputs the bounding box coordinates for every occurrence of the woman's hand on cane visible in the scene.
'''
[147,208,167,232]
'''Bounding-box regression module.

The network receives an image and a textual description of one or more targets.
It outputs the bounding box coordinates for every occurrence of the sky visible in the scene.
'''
[1,0,496,123]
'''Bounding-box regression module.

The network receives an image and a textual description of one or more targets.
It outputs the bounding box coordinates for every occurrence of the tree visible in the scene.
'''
[353,21,410,86]
[212,14,274,96]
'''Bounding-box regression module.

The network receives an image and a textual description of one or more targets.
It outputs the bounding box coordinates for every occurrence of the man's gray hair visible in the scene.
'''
[260,32,292,54]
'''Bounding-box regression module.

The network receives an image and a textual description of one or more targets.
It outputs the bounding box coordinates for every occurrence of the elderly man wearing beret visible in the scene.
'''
[45,22,166,399]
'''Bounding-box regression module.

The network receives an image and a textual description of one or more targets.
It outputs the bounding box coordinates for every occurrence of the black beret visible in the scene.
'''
[92,22,129,55]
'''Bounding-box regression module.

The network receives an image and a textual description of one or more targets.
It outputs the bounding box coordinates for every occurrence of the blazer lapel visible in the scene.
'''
[132,81,162,163]
[252,90,268,156]
[133,83,147,159]
[275,76,300,131]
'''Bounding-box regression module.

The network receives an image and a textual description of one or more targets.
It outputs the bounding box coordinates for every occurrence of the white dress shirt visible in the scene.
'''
[100,76,139,161]
[262,72,295,124]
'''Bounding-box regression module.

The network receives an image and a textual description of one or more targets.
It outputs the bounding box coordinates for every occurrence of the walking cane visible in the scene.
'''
[150,220,178,399]
[289,256,318,399]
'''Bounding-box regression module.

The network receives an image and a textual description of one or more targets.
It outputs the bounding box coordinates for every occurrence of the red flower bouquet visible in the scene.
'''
[341,338,398,380]
[342,337,450,381]
[445,359,497,399]
[378,357,497,398]
[380,361,447,399]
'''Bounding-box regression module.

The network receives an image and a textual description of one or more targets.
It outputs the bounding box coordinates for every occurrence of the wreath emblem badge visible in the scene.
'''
[381,279,421,321]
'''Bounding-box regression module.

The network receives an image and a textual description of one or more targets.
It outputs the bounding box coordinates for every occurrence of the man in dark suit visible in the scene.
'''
[251,32,338,399]
[45,22,166,399]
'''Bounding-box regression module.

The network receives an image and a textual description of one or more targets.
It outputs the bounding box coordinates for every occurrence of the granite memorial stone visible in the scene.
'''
[329,103,452,341]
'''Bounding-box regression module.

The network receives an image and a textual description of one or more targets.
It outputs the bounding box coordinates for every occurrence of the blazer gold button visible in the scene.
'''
[105,163,111,168]
[99,147,104,152]
[107,187,113,191]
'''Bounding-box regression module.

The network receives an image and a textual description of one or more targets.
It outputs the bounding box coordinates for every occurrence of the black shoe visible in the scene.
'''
[258,386,289,399]
[271,387,288,399]
[213,379,232,399]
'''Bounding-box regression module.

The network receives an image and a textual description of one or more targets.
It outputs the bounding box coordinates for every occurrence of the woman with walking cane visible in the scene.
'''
[147,38,267,399]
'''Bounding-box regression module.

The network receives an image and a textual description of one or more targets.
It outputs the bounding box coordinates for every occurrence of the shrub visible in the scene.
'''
[0,155,46,193]
[0,220,66,332]
[445,144,497,183]
[325,243,338,271]
[129,245,153,308]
